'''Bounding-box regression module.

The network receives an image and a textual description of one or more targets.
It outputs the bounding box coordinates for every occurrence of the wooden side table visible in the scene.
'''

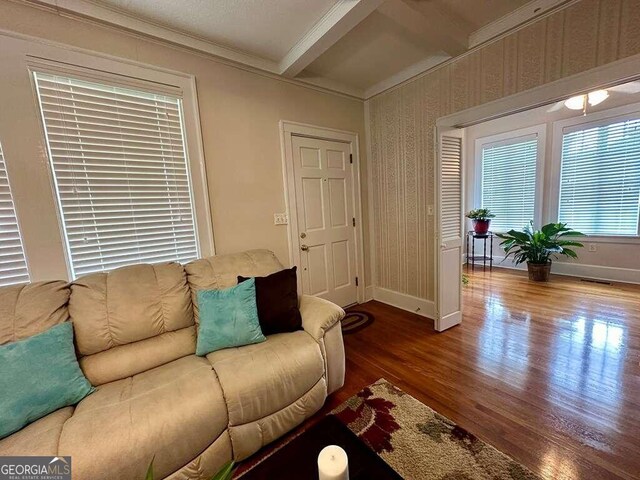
[466,231,494,271]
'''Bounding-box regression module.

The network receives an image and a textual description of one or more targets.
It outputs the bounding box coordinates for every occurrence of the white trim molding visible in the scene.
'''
[365,285,375,302]
[468,0,574,48]
[491,256,640,285]
[372,287,435,319]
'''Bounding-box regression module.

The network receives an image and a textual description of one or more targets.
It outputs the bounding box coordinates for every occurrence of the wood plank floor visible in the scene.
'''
[331,268,640,480]
[240,268,640,479]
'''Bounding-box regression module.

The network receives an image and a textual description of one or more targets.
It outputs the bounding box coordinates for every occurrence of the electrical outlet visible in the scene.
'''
[274,213,288,225]
[588,243,597,252]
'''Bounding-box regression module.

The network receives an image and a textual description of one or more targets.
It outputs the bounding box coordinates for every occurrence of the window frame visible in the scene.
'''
[474,124,546,233]
[27,56,214,280]
[550,103,640,242]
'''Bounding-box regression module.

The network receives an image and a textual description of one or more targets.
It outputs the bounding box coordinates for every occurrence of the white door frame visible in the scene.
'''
[280,120,366,304]
[432,53,640,332]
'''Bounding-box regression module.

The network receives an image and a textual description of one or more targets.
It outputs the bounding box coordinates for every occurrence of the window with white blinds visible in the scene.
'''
[33,72,199,278]
[0,143,30,286]
[558,117,640,236]
[481,136,538,232]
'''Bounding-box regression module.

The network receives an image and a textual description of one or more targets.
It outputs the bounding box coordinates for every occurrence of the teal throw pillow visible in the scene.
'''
[196,278,266,356]
[0,322,95,439]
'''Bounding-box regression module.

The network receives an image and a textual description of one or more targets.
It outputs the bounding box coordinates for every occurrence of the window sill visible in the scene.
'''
[577,235,640,245]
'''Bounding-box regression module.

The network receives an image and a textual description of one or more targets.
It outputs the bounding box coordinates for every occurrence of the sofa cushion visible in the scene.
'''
[70,262,195,383]
[59,355,227,480]
[70,262,193,356]
[207,331,324,425]
[186,249,283,323]
[0,407,73,456]
[0,281,69,345]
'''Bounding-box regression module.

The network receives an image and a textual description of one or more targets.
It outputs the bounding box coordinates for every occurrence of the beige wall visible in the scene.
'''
[367,0,640,300]
[0,1,370,283]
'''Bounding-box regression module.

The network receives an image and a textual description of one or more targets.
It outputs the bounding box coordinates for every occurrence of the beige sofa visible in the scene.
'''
[0,249,346,479]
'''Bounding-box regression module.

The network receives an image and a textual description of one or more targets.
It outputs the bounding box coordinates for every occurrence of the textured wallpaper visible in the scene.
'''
[367,0,640,301]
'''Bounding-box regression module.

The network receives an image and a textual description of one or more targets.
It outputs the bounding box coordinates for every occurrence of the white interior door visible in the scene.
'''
[291,135,358,307]
[435,128,464,331]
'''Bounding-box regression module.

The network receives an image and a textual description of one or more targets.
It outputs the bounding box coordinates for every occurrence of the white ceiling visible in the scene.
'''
[33,0,568,98]
[92,0,338,61]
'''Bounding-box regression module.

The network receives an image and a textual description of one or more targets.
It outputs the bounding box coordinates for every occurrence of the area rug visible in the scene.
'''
[331,379,541,480]
[341,310,374,334]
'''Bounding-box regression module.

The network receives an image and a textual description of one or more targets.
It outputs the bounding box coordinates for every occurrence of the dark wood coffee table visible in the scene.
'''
[239,415,403,479]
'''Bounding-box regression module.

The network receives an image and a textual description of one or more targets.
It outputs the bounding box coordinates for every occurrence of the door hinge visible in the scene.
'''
[355,276,359,287]
[352,217,356,227]
[350,153,353,164]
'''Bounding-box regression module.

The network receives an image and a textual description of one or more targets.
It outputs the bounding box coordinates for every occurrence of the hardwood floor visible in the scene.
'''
[323,268,640,480]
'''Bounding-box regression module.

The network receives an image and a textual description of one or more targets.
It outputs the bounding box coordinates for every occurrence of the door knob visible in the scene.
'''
[300,232,306,239]
[301,245,309,252]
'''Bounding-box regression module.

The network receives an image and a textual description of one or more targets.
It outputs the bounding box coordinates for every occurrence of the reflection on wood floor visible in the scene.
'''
[329,268,640,480]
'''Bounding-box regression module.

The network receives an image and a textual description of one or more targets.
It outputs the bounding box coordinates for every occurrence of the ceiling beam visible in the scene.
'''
[279,0,384,78]
[378,0,470,57]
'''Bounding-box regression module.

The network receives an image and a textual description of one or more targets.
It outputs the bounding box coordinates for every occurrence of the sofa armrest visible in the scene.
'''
[299,295,345,394]
[299,295,345,341]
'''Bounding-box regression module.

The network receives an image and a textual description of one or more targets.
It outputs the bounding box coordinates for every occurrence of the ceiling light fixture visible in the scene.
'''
[587,89,609,106]
[564,95,585,110]
[564,89,609,113]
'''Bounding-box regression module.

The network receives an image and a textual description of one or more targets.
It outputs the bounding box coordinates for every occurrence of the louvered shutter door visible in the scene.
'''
[0,143,30,286]
[481,137,538,231]
[33,72,199,278]
[441,136,462,240]
[559,118,640,236]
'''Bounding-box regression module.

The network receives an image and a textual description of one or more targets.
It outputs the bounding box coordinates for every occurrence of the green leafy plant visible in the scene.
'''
[145,459,234,480]
[496,221,584,265]
[466,208,495,220]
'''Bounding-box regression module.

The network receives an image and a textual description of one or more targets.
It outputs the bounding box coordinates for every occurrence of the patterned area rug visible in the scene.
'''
[332,379,541,480]
[341,310,374,334]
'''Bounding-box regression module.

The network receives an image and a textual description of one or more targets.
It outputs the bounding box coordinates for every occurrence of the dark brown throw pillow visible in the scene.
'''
[238,267,302,335]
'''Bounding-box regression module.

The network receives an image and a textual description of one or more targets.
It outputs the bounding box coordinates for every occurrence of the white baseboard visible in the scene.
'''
[364,285,375,302]
[371,287,435,319]
[491,255,640,285]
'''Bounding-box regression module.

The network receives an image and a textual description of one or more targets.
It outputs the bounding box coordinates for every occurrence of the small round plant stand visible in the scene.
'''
[466,231,494,271]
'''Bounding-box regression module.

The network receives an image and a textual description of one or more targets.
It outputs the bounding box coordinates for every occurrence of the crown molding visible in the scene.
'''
[10,0,365,100]
[23,0,281,72]
[364,53,451,99]
[468,0,572,48]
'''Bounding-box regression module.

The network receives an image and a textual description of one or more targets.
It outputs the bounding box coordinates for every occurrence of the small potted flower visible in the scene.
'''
[466,208,495,234]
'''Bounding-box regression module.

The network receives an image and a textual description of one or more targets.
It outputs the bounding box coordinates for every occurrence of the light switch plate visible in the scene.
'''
[274,213,288,225]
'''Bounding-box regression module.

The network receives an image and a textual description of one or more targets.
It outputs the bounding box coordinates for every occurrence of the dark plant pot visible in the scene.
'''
[527,261,551,282]
[472,219,491,234]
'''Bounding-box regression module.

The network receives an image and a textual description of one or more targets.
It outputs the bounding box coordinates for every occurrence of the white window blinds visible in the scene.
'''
[559,117,640,236]
[0,143,30,286]
[481,136,538,232]
[33,72,199,278]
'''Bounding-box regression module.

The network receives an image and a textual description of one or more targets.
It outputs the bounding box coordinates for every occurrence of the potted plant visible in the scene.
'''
[466,208,495,234]
[496,221,584,282]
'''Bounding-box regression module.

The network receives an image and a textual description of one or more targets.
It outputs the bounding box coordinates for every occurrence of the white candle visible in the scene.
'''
[318,445,349,480]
